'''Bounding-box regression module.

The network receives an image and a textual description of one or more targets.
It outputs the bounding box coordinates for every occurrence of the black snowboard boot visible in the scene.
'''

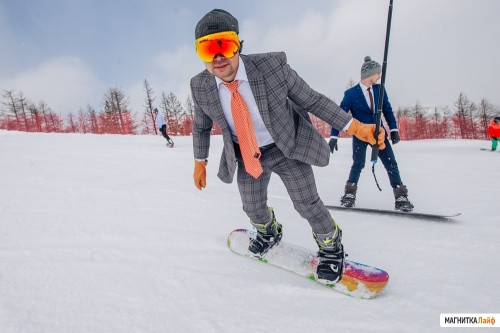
[393,184,414,212]
[313,220,345,283]
[340,182,357,207]
[248,207,283,257]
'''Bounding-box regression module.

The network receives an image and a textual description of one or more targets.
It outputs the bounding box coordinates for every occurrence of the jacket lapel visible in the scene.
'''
[203,75,230,128]
[242,56,274,137]
[355,84,370,112]
[373,85,379,111]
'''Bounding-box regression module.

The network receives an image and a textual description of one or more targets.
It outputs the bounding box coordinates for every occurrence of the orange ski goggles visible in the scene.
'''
[195,31,240,62]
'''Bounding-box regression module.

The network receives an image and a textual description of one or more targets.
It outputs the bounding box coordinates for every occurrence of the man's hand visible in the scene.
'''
[346,119,386,150]
[391,131,401,145]
[328,138,338,153]
[193,160,208,190]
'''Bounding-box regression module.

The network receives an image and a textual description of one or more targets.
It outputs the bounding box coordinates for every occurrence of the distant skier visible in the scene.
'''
[487,116,500,151]
[153,108,174,147]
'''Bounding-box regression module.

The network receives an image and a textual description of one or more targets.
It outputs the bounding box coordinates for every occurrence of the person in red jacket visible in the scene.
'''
[488,116,500,151]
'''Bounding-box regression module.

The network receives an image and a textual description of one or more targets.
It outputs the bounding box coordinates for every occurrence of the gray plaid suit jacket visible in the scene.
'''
[191,52,352,184]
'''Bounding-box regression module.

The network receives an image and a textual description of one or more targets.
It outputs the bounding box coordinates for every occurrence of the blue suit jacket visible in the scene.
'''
[330,83,397,137]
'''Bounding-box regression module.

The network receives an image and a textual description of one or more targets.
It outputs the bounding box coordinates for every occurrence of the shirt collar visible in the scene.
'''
[215,56,248,89]
[359,82,373,92]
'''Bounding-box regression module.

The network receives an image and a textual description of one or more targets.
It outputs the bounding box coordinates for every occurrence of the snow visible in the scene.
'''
[0,130,498,332]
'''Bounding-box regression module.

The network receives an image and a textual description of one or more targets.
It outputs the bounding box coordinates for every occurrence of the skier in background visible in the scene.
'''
[487,116,500,151]
[153,108,174,147]
[329,56,414,212]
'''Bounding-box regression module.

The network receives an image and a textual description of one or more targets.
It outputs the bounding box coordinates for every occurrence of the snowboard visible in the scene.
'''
[325,205,460,220]
[480,148,497,152]
[227,228,389,299]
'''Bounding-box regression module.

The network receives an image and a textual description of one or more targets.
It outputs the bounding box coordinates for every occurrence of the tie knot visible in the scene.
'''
[223,80,239,92]
[367,87,371,92]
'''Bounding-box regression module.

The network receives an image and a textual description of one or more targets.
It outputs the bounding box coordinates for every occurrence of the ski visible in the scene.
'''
[325,205,460,220]
[480,148,498,152]
[227,228,389,299]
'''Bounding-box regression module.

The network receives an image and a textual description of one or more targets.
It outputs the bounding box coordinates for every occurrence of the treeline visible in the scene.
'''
[0,83,497,140]
[393,93,497,140]
[0,79,206,136]
[1,88,137,134]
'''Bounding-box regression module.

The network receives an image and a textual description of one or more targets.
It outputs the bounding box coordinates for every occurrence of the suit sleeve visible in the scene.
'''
[330,92,351,137]
[276,53,352,132]
[382,90,398,131]
[191,77,213,160]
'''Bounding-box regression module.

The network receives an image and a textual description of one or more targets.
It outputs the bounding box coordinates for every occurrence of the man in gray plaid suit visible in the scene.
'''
[191,9,385,283]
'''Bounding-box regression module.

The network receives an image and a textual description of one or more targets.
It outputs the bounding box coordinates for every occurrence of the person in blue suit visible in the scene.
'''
[329,56,414,212]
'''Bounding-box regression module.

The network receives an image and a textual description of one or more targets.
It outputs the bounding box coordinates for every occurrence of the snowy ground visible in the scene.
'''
[0,130,498,332]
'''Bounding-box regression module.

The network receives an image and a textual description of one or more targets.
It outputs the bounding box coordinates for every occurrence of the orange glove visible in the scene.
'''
[193,160,208,190]
[346,119,386,150]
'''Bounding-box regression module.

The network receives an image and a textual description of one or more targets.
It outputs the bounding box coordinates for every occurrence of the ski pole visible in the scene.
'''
[371,0,394,191]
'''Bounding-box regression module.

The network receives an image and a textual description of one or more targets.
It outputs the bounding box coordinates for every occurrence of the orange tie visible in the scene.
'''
[223,80,263,179]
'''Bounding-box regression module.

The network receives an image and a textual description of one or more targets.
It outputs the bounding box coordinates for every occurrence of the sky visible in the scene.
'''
[1,130,499,331]
[1,0,499,116]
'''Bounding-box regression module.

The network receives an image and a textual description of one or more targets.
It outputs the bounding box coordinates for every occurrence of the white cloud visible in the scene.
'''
[240,1,387,103]
[2,0,499,120]
[126,45,201,114]
[152,44,201,100]
[0,57,106,115]
[0,47,201,118]
[239,0,500,108]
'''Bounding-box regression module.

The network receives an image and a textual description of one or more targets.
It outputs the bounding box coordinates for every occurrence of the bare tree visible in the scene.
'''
[102,87,131,134]
[87,105,99,134]
[345,78,356,90]
[179,95,194,136]
[454,92,473,139]
[17,92,30,131]
[466,100,479,139]
[27,101,42,132]
[2,90,22,130]
[409,100,428,139]
[67,112,78,133]
[184,95,194,117]
[160,91,184,135]
[410,100,425,119]
[143,79,157,134]
[478,98,496,139]
[39,100,52,132]
[77,108,87,133]
[395,105,410,119]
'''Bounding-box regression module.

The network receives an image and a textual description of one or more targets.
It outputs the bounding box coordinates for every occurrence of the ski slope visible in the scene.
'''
[0,130,498,332]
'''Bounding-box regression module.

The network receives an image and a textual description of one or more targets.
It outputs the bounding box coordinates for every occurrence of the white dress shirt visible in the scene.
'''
[215,56,275,147]
[360,82,374,113]
[360,82,397,132]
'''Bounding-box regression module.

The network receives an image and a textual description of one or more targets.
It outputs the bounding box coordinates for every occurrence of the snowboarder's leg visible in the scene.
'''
[393,184,414,212]
[314,220,344,283]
